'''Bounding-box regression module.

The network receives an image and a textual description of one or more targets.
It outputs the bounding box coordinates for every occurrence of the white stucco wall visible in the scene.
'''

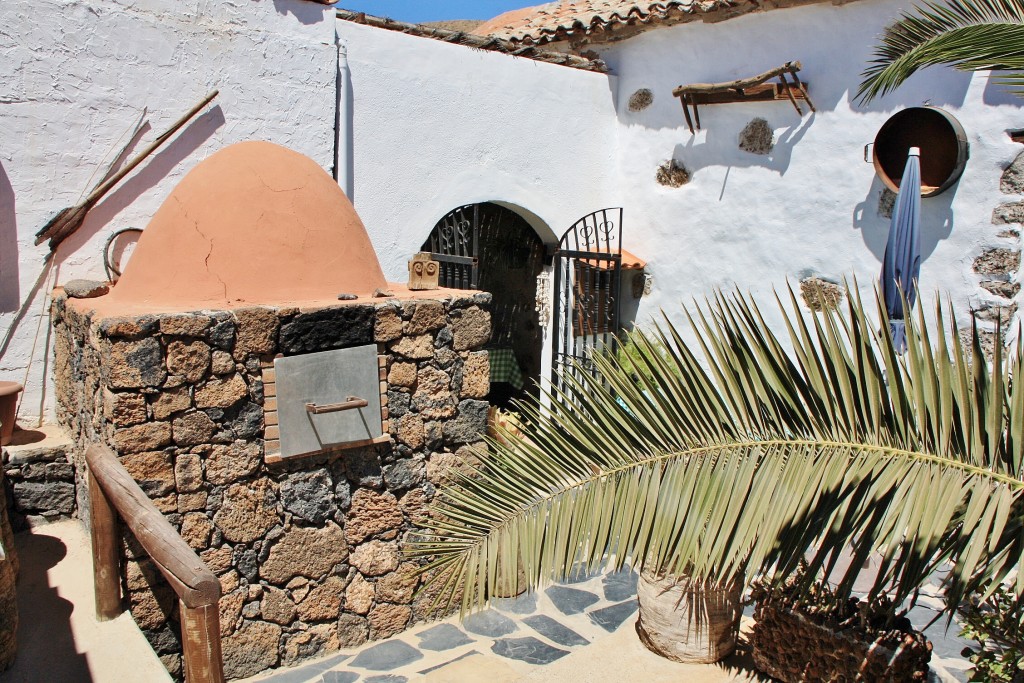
[336,19,622,271]
[594,0,1022,338]
[1,0,336,423]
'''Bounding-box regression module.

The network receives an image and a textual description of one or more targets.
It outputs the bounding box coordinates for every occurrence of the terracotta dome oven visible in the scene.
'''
[104,140,388,312]
[868,106,969,198]
[52,141,494,679]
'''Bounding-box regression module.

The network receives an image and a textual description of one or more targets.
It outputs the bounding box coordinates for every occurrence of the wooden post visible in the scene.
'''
[88,469,122,620]
[180,601,225,683]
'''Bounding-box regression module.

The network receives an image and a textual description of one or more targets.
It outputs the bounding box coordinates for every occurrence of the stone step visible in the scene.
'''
[2,425,77,529]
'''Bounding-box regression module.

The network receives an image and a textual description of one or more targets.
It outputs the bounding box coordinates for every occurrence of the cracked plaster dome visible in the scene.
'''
[106,141,387,311]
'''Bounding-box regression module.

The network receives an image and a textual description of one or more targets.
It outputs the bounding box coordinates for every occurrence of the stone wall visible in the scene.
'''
[51,291,492,680]
[2,429,77,530]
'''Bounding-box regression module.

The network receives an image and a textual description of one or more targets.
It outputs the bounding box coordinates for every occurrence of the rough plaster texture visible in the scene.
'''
[596,0,1022,345]
[1,0,335,423]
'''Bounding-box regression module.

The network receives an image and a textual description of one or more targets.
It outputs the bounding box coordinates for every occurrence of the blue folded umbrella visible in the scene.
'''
[881,147,922,353]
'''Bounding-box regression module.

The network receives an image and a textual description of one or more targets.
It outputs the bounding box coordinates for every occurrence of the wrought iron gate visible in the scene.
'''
[423,203,540,290]
[423,205,479,289]
[551,208,623,392]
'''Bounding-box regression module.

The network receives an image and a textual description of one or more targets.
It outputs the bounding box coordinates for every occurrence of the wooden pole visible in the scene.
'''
[778,71,804,116]
[788,69,816,112]
[85,445,220,608]
[89,469,123,621]
[679,94,695,134]
[180,601,225,683]
[35,90,220,248]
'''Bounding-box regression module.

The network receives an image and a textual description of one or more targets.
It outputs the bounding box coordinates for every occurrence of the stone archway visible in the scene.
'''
[422,203,548,405]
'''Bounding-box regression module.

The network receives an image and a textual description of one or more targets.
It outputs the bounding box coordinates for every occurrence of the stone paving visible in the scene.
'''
[245,565,975,683]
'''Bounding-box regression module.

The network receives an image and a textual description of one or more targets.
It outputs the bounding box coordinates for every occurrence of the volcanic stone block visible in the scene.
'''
[151,387,191,420]
[160,314,212,337]
[739,118,774,155]
[974,248,1021,275]
[213,480,278,544]
[261,588,297,625]
[12,481,75,514]
[278,306,374,353]
[374,307,403,343]
[369,603,412,640]
[993,202,1024,224]
[234,307,279,356]
[261,523,349,584]
[279,470,335,525]
[349,540,399,577]
[104,390,148,427]
[451,307,491,350]
[387,362,417,388]
[389,335,434,360]
[375,563,419,604]
[107,337,166,389]
[202,441,261,485]
[296,575,348,622]
[460,352,489,399]
[443,400,489,445]
[172,411,217,446]
[382,459,424,491]
[1001,151,1024,194]
[195,374,247,409]
[120,450,176,497]
[113,422,172,454]
[98,315,160,339]
[338,614,370,649]
[346,490,403,544]
[346,574,375,615]
[407,301,445,334]
[166,340,211,383]
[221,621,281,679]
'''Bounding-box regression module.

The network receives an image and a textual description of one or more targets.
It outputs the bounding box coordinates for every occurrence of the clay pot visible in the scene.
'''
[0,382,23,446]
[635,567,743,663]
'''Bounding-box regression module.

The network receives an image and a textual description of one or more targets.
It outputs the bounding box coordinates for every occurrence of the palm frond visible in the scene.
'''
[857,0,1024,103]
[410,285,1024,619]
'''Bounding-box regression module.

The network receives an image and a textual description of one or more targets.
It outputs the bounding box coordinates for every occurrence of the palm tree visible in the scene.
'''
[857,0,1024,103]
[410,286,1024,636]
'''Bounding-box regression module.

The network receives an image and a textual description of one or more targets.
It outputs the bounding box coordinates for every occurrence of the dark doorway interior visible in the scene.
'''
[423,203,546,406]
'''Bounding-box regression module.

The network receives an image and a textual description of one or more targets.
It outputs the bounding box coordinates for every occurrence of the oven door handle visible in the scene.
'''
[305,397,369,414]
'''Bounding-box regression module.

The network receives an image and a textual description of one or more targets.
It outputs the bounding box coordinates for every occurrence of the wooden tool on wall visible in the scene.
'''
[673,61,814,134]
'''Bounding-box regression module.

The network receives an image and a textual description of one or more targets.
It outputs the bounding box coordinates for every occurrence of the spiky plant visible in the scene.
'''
[410,286,1024,620]
[858,0,1024,103]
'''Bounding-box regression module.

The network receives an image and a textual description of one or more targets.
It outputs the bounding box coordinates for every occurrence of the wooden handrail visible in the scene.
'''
[85,443,224,683]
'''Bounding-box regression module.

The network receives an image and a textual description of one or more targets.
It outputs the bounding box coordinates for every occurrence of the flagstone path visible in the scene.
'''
[244,566,973,683]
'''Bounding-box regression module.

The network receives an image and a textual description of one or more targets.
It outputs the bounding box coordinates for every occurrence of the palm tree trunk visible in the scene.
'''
[635,567,743,663]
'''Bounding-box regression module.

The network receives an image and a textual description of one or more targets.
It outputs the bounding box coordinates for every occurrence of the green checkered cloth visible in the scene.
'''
[488,348,524,390]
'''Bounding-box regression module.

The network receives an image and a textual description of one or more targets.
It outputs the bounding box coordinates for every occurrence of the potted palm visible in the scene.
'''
[410,285,1024,672]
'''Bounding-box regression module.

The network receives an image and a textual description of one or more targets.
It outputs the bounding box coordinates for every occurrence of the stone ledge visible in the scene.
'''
[2,425,73,466]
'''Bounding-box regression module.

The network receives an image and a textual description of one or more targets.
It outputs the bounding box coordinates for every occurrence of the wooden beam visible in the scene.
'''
[85,444,221,608]
[672,61,803,97]
[181,601,225,683]
[89,469,123,621]
[684,81,813,106]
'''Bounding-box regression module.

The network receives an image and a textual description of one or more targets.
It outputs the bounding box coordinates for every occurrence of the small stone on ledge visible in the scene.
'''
[374,288,395,298]
[337,293,358,300]
[63,279,109,299]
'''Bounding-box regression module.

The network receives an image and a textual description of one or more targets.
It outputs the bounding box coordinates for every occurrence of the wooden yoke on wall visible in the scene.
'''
[673,61,815,134]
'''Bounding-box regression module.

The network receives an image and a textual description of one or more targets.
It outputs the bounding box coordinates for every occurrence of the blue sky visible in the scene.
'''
[334,1,533,22]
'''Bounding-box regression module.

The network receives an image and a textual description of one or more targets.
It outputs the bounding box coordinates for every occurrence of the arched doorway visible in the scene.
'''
[423,203,547,406]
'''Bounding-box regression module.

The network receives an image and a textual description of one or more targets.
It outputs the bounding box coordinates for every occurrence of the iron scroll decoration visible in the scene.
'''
[551,208,624,394]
